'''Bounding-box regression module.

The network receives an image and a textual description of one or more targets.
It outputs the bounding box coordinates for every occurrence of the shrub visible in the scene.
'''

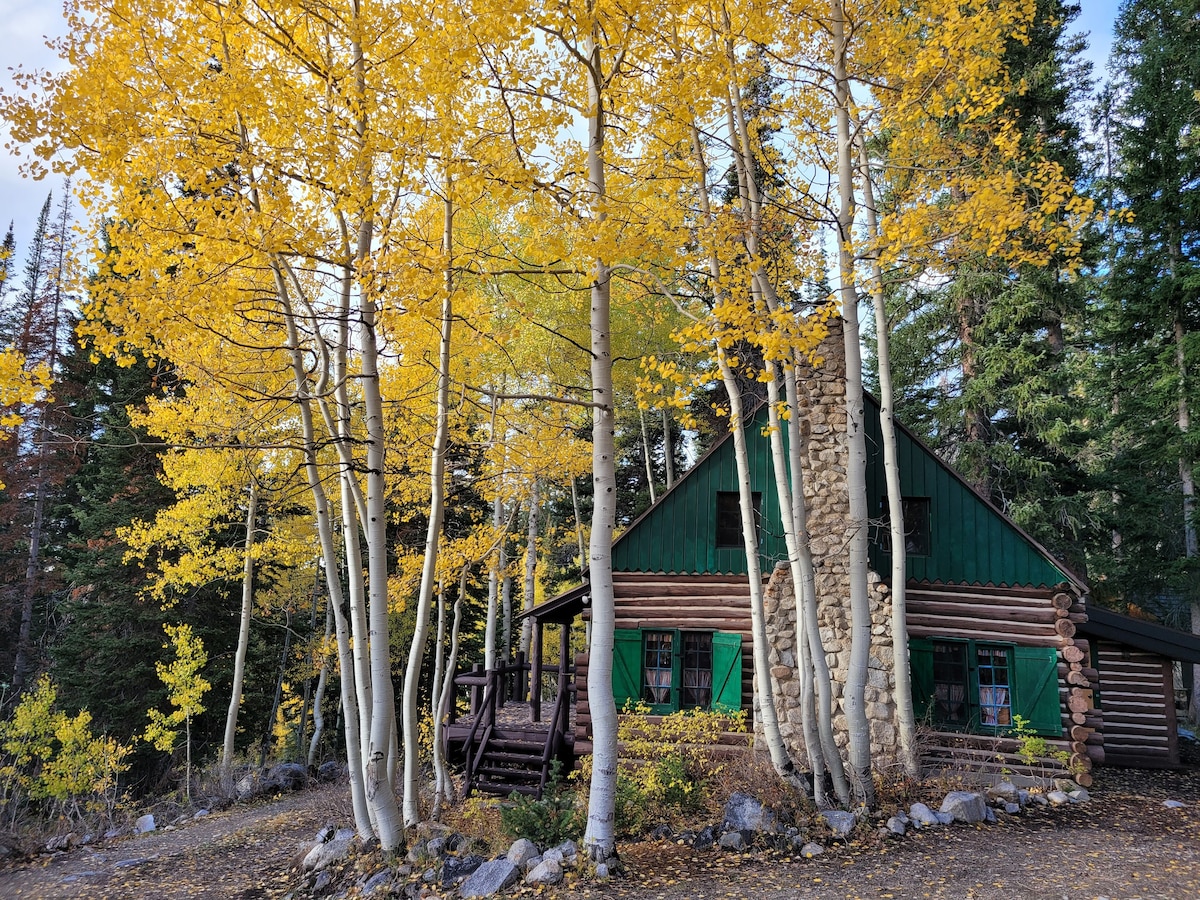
[500,760,584,846]
[0,675,131,830]
[576,703,749,835]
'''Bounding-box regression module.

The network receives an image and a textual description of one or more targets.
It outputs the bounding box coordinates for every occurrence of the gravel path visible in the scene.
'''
[0,764,1197,898]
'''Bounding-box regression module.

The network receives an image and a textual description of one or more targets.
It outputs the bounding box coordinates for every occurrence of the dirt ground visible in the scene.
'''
[0,763,1197,899]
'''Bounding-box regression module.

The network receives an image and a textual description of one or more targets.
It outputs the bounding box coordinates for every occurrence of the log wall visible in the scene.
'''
[1093,640,1178,768]
[572,572,755,747]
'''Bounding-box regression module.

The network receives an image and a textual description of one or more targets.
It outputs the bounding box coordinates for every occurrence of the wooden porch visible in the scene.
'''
[442,620,577,799]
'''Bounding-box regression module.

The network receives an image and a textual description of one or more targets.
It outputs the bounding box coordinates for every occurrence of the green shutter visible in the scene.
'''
[612,629,642,710]
[1013,645,1062,736]
[909,637,934,721]
[711,632,743,713]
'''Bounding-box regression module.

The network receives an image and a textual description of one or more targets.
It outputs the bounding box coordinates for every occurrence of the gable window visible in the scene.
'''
[716,491,761,549]
[911,637,1060,736]
[878,496,931,557]
[613,628,742,714]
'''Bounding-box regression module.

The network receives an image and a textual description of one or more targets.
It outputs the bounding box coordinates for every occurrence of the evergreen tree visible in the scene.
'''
[1092,0,1200,703]
[885,0,1101,569]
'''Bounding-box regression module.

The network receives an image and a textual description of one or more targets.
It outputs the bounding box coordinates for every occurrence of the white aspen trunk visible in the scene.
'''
[433,567,467,818]
[721,62,850,803]
[856,134,919,778]
[222,476,258,777]
[831,0,875,807]
[519,481,540,673]
[308,601,333,768]
[431,580,448,820]
[717,355,796,779]
[662,408,675,488]
[571,476,587,567]
[581,26,620,861]
[486,493,503,672]
[764,369,828,803]
[785,370,851,806]
[274,267,372,838]
[401,191,455,828]
[684,111,797,781]
[640,407,657,504]
[501,563,513,664]
[339,479,374,778]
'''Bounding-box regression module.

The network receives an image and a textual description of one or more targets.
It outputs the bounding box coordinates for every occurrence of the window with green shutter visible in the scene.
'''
[611,628,743,714]
[908,638,1062,737]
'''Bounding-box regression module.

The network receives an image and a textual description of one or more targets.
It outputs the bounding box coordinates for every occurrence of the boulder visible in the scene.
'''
[362,869,393,894]
[525,858,563,885]
[1164,799,1186,809]
[908,802,938,827]
[691,826,715,851]
[507,838,539,868]
[1047,791,1071,807]
[46,833,79,853]
[940,791,987,824]
[317,760,345,783]
[441,853,484,886]
[723,791,777,833]
[987,781,1020,804]
[799,841,824,858]
[134,814,156,835]
[264,762,308,792]
[885,817,906,837]
[553,840,579,865]
[459,859,521,898]
[1004,802,1021,815]
[718,831,746,851]
[820,810,857,837]
[1070,789,1091,803]
[302,834,353,871]
[235,772,257,799]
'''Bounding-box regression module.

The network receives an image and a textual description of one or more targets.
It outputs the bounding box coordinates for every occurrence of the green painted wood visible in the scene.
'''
[613,398,1070,587]
[712,632,744,713]
[612,629,642,708]
[612,405,789,574]
[1012,645,1062,736]
[865,397,1068,588]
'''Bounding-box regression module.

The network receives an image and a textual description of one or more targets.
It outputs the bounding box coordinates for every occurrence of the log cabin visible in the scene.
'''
[447,320,1200,796]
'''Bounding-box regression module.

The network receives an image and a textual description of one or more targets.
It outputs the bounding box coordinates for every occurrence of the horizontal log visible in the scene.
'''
[1066,670,1090,687]
[1063,645,1086,663]
[1068,693,1091,714]
[1070,712,1088,726]
[1051,592,1073,610]
[1054,607,1070,619]
[909,582,1061,601]
[909,600,1086,626]
[1075,771,1094,788]
[1070,725,1092,742]
[1070,741,1088,755]
[907,619,1062,646]
[1069,752,1092,772]
[1086,732,1103,747]
[1055,619,1077,639]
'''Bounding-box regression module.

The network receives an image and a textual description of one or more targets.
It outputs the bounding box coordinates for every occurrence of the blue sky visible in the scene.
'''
[0,0,1123,261]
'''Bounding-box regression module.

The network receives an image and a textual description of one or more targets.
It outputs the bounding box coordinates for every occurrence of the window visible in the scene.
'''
[878,496,931,557]
[613,628,742,714]
[911,638,1061,736]
[716,491,761,549]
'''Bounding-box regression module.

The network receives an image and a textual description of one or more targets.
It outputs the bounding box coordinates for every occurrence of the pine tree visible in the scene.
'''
[1095,0,1200,713]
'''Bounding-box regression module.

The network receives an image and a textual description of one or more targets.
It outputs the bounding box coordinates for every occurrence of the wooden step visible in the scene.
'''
[477,766,542,783]
[474,780,539,796]
[482,750,544,765]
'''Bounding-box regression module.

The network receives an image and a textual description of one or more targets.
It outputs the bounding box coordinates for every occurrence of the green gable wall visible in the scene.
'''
[863,397,1070,588]
[611,405,788,575]
[613,399,1072,588]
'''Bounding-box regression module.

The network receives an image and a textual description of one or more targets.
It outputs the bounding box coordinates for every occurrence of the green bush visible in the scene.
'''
[500,760,583,846]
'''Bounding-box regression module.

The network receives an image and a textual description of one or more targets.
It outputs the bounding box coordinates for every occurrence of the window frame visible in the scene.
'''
[613,627,742,715]
[919,637,1016,734]
[877,495,932,557]
[715,490,762,549]
[912,637,1062,737]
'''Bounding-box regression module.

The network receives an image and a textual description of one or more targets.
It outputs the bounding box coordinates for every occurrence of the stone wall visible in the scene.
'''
[759,319,900,766]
